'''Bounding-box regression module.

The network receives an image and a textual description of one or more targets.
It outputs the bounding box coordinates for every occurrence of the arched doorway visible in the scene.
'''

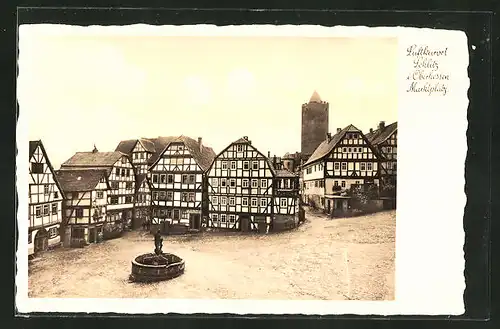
[34,228,49,253]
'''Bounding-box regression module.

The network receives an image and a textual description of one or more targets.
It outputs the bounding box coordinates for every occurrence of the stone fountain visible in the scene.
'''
[129,230,185,282]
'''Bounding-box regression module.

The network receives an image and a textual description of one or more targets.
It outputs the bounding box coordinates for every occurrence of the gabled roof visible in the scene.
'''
[115,138,156,155]
[145,136,179,165]
[148,136,216,172]
[29,140,66,198]
[305,124,376,166]
[56,169,110,192]
[60,151,125,168]
[366,122,398,146]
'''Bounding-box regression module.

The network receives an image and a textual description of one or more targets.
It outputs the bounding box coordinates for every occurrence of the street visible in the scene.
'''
[28,209,395,300]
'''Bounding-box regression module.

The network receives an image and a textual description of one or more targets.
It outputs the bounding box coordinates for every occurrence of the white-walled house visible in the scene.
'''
[59,148,135,238]
[302,125,384,213]
[28,140,65,256]
[56,169,110,247]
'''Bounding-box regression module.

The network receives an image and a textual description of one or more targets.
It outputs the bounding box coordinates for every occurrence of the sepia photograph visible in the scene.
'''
[16,23,467,315]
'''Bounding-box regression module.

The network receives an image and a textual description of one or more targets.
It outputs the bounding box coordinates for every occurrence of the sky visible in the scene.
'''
[18,26,398,169]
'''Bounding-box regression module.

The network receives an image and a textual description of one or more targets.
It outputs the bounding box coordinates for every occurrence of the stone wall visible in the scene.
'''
[301,102,329,157]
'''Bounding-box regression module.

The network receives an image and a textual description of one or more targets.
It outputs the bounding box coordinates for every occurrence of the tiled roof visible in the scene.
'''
[115,138,157,155]
[56,169,109,192]
[366,122,398,145]
[276,169,297,177]
[60,151,124,168]
[29,140,40,159]
[304,125,357,166]
[147,136,216,172]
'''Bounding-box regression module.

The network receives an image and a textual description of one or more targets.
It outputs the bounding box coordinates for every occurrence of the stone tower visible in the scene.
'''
[301,91,329,160]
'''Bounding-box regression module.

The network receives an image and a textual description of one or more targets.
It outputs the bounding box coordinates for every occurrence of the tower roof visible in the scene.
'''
[309,90,322,103]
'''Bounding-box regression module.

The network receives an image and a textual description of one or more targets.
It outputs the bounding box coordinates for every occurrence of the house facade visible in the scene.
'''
[148,136,215,233]
[56,169,110,247]
[273,169,301,230]
[115,138,156,175]
[302,125,384,213]
[366,121,398,181]
[59,149,135,238]
[133,174,152,229]
[28,140,65,256]
[206,136,276,232]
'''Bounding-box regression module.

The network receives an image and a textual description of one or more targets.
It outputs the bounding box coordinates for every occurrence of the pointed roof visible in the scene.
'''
[115,138,157,155]
[309,90,322,103]
[29,140,66,198]
[305,124,370,166]
[366,122,398,146]
[56,169,110,192]
[145,136,179,165]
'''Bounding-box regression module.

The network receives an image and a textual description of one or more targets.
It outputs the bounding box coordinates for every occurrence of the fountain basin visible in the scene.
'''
[129,252,185,282]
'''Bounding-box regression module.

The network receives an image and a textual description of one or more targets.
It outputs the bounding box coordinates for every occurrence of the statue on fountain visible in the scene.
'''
[154,229,163,255]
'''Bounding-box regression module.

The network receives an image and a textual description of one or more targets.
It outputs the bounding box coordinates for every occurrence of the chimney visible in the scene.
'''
[273,155,277,165]
[198,137,203,151]
[379,121,385,129]
[326,132,332,141]
[369,128,373,133]
[243,136,248,141]
[268,151,271,158]
[336,128,341,133]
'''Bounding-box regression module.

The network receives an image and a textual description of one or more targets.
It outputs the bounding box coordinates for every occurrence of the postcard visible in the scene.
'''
[16,24,468,315]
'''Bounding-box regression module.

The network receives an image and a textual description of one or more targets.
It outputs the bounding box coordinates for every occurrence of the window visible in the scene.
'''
[221,214,227,223]
[182,193,188,202]
[360,163,366,171]
[260,198,266,207]
[367,162,373,170]
[189,193,195,202]
[75,208,84,217]
[166,210,172,218]
[242,197,248,206]
[115,168,120,175]
[251,179,258,188]
[212,178,218,187]
[53,191,59,199]
[182,175,188,184]
[212,214,218,221]
[121,169,126,177]
[358,147,362,152]
[97,191,104,199]
[122,157,127,164]
[348,148,352,152]
[110,196,119,204]
[159,174,166,183]
[231,161,237,170]
[125,196,132,203]
[334,162,340,170]
[393,163,397,170]
[221,178,227,187]
[221,161,228,170]
[334,180,339,186]
[167,174,174,184]
[243,161,249,170]
[35,206,41,217]
[343,147,347,152]
[242,179,249,188]
[43,205,49,216]
[51,203,58,215]
[152,174,158,183]
[355,181,360,184]
[387,146,392,153]
[221,197,227,205]
[252,161,258,170]
[229,215,236,223]
[261,179,267,188]
[126,182,133,189]
[159,191,166,200]
[237,145,243,152]
[280,198,287,207]
[141,152,145,159]
[229,197,235,206]
[341,181,346,188]
[152,192,158,200]
[111,182,119,189]
[72,227,85,239]
[167,192,173,201]
[353,133,358,139]
[31,162,43,173]
[341,162,347,170]
[229,179,236,188]
[189,175,195,184]
[126,169,131,176]
[251,198,258,207]
[160,209,166,216]
[212,196,218,205]
[44,185,49,195]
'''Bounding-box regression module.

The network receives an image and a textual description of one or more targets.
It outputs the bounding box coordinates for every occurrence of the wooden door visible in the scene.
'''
[34,229,48,253]
[189,214,201,230]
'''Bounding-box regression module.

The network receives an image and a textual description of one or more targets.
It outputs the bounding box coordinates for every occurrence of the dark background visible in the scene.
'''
[1,1,495,328]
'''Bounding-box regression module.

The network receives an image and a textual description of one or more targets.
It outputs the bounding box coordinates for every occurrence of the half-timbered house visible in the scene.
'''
[133,174,152,229]
[56,169,110,247]
[59,149,135,238]
[28,140,65,256]
[148,136,216,233]
[115,138,156,175]
[206,136,276,233]
[366,121,398,180]
[273,169,301,230]
[302,125,384,213]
